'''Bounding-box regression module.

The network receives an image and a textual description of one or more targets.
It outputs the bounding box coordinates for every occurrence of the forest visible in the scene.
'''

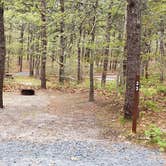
[0,0,165,165]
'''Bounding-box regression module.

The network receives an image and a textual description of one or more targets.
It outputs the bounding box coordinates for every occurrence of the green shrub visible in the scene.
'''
[94,80,101,89]
[145,125,166,152]
[105,81,117,91]
[141,75,160,87]
[157,86,166,95]
[141,87,157,98]
[119,116,127,125]
[143,100,160,112]
[118,86,125,95]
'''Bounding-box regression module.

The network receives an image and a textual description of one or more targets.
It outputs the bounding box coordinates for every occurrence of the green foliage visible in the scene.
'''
[119,116,128,125]
[141,75,161,87]
[141,87,157,98]
[141,76,162,96]
[145,125,166,152]
[157,86,166,96]
[14,76,41,87]
[105,81,117,91]
[118,86,125,95]
[140,111,145,118]
[142,100,160,112]
[80,78,90,89]
[141,73,161,85]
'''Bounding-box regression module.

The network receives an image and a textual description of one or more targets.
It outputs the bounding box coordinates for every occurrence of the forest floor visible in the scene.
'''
[0,89,165,165]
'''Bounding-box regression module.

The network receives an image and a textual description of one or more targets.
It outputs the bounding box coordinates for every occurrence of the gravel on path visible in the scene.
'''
[0,140,165,166]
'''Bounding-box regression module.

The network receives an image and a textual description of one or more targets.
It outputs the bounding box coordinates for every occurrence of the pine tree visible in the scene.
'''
[0,2,6,108]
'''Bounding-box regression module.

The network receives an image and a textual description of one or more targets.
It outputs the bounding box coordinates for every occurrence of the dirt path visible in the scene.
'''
[47,90,118,142]
[0,90,113,142]
[0,90,165,165]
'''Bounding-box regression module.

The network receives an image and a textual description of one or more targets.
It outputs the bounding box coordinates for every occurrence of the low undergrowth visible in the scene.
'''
[145,125,166,152]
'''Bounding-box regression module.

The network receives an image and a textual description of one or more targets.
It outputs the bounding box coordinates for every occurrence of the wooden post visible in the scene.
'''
[132,75,140,133]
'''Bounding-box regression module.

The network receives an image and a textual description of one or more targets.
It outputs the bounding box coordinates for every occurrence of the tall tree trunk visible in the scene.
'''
[159,19,165,82]
[27,24,30,61]
[18,24,24,72]
[35,57,40,78]
[6,23,12,73]
[145,59,149,79]
[35,35,40,78]
[123,0,141,119]
[29,32,34,76]
[68,20,75,57]
[29,55,34,76]
[40,0,47,89]
[155,38,158,56]
[145,43,151,79]
[0,3,6,108]
[120,4,128,86]
[81,30,86,59]
[89,0,98,102]
[59,0,65,84]
[101,2,112,87]
[77,25,82,84]
[145,57,150,79]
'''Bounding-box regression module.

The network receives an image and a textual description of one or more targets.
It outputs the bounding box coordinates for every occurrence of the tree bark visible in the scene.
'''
[59,0,65,84]
[6,23,12,73]
[145,44,151,79]
[77,25,82,84]
[159,19,165,82]
[40,0,47,89]
[27,24,30,61]
[35,35,40,78]
[29,32,34,76]
[89,0,98,102]
[123,0,141,119]
[18,24,24,72]
[0,3,6,108]
[101,2,112,87]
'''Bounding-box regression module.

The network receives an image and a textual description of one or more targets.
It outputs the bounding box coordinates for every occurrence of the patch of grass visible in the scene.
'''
[78,78,90,89]
[118,86,125,95]
[119,116,127,126]
[145,125,166,152]
[94,80,102,90]
[5,76,60,90]
[105,81,117,91]
[14,76,41,87]
[157,85,166,96]
[78,78,117,91]
[142,100,160,112]
[140,111,146,118]
[141,75,160,87]
[141,87,157,98]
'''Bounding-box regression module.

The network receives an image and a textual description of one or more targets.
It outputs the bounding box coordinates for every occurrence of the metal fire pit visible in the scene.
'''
[21,89,35,96]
